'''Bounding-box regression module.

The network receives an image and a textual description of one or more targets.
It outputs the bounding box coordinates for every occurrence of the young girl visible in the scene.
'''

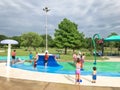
[75,58,81,84]
[92,66,97,83]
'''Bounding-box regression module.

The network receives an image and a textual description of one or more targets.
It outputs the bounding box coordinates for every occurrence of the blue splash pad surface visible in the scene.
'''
[11,62,120,77]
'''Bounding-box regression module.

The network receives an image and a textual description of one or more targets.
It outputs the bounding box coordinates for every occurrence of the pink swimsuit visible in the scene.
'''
[76,64,81,74]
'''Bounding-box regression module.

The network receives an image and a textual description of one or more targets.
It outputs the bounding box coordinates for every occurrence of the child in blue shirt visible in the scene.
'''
[92,66,97,83]
[29,52,33,60]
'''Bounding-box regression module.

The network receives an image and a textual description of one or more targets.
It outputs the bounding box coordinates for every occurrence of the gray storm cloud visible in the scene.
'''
[0,0,120,38]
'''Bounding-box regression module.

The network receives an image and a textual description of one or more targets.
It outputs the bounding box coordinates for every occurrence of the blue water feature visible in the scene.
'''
[11,63,120,77]
[37,54,61,67]
[4,55,120,77]
[11,60,120,77]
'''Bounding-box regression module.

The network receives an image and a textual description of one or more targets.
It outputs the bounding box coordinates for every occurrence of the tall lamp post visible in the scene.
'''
[43,7,50,52]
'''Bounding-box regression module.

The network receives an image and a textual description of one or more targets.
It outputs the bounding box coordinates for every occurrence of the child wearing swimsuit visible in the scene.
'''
[75,58,81,84]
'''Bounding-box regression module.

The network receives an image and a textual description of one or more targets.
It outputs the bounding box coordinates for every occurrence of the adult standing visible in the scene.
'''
[44,52,49,68]
[11,50,16,64]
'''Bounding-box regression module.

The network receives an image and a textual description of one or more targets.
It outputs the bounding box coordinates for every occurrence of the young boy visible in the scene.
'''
[44,52,49,68]
[11,50,16,64]
[92,66,97,83]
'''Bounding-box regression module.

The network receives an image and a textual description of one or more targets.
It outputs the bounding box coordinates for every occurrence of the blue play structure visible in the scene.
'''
[37,54,61,67]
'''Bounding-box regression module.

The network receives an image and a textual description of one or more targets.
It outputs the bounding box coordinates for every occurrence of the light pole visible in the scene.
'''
[43,7,50,52]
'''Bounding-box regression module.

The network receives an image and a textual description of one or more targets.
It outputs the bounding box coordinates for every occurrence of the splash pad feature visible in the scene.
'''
[92,34,102,65]
[37,54,61,67]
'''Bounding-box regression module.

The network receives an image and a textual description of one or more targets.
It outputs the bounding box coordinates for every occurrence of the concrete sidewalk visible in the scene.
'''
[0,62,120,89]
[0,76,120,90]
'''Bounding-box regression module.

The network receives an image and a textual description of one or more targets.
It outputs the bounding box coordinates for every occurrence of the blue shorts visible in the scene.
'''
[92,75,96,80]
[44,60,48,65]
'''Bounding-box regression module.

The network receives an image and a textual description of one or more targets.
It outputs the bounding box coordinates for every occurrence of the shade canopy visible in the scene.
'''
[104,35,120,41]
[0,39,18,44]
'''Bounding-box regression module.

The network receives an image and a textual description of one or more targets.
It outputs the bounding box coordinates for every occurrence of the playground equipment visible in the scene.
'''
[92,34,102,65]
[37,54,61,67]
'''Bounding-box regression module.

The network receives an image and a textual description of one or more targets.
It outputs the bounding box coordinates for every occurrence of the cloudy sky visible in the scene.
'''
[0,0,120,38]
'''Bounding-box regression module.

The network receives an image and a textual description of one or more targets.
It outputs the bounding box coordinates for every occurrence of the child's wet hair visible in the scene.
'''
[93,67,96,70]
[77,58,80,63]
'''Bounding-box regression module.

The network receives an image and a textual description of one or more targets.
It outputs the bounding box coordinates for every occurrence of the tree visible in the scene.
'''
[84,37,93,53]
[54,18,84,54]
[40,34,54,47]
[108,32,118,48]
[11,36,21,48]
[108,32,118,37]
[0,35,7,40]
[0,35,8,47]
[21,32,43,50]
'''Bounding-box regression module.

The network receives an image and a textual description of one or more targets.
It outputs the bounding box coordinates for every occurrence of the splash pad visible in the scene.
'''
[11,54,120,77]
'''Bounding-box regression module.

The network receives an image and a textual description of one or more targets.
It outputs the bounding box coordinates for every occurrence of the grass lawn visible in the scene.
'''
[0,47,108,61]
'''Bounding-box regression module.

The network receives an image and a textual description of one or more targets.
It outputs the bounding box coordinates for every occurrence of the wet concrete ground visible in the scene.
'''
[0,76,119,90]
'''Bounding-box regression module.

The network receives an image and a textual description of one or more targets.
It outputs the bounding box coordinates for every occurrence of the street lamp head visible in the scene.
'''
[43,7,50,12]
[45,7,48,10]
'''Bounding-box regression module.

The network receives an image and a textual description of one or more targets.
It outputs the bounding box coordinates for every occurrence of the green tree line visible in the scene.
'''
[0,18,119,54]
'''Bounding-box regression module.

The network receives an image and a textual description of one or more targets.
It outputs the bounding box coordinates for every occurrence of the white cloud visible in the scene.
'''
[0,0,120,37]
